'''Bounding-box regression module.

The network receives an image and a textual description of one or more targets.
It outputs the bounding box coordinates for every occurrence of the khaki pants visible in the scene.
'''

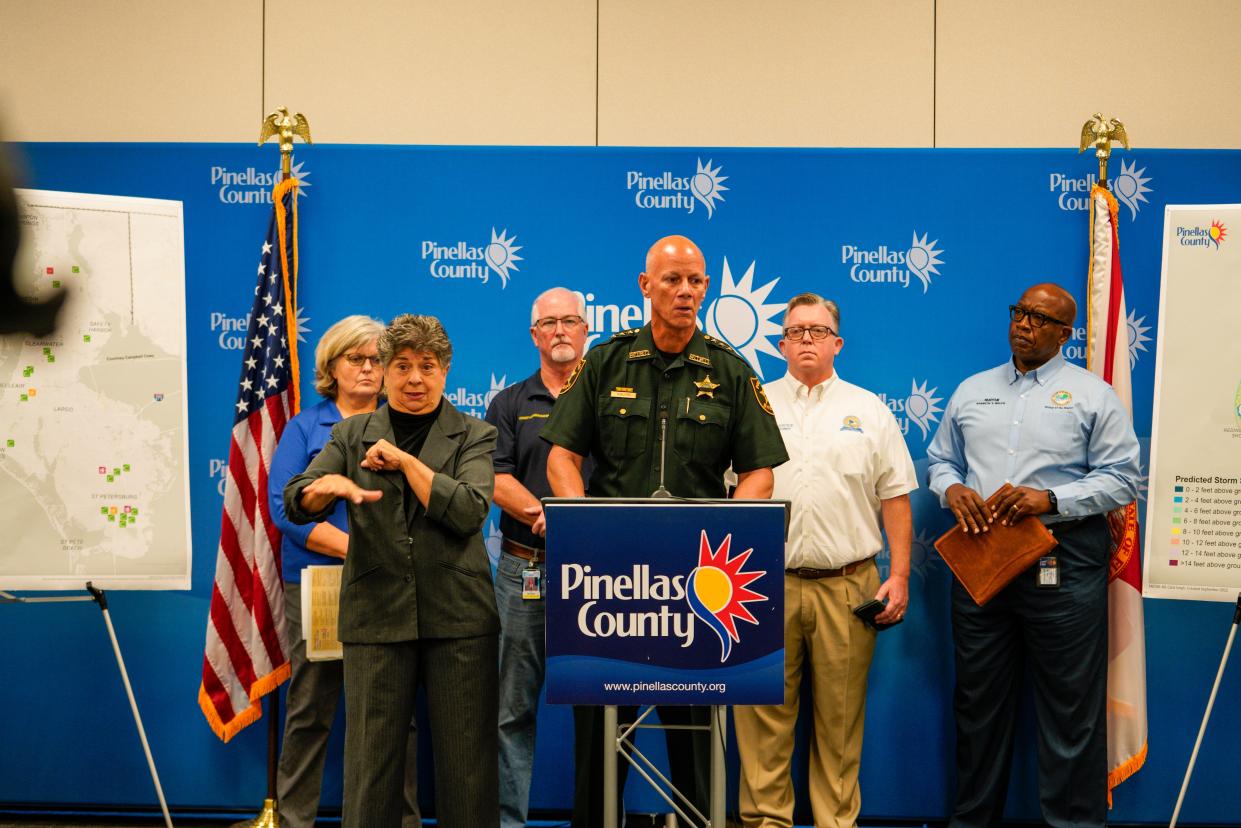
[734,561,879,828]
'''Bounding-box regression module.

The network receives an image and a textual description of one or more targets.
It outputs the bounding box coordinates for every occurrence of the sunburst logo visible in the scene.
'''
[1127,308,1152,368]
[686,531,767,662]
[292,305,310,343]
[905,232,945,293]
[904,379,944,440]
[1210,220,1228,248]
[704,258,783,378]
[691,158,728,219]
[1114,159,1153,220]
[286,161,312,199]
[485,373,508,407]
[485,228,523,288]
[484,518,503,570]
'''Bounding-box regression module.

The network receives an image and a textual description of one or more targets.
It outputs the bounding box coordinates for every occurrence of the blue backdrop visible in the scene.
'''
[3,142,1241,823]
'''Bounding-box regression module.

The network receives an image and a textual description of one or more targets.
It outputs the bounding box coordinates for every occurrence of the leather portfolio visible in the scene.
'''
[933,485,1059,606]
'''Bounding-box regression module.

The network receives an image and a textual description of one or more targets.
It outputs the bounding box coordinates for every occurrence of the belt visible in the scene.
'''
[786,557,873,579]
[502,537,545,564]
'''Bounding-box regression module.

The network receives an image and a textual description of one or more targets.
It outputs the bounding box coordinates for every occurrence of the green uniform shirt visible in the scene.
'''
[541,323,789,498]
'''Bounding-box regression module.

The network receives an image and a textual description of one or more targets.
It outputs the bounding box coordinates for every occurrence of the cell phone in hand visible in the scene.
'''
[852,598,902,632]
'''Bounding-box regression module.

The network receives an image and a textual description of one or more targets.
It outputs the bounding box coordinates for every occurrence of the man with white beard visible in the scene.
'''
[486,286,591,828]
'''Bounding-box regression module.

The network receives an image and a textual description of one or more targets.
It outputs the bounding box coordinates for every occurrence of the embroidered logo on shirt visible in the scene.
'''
[750,377,774,415]
[1051,390,1073,407]
[560,357,586,394]
[840,415,864,433]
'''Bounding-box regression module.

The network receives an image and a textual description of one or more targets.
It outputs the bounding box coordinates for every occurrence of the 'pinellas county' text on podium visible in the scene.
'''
[544,497,787,828]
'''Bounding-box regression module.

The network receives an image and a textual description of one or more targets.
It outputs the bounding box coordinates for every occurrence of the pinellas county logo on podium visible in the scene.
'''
[544,500,786,705]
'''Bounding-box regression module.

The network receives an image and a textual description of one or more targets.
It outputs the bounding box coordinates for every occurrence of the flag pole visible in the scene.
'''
[229,106,313,828]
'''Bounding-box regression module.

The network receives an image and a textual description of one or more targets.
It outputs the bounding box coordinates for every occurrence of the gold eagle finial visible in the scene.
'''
[259,107,313,179]
[1078,112,1129,187]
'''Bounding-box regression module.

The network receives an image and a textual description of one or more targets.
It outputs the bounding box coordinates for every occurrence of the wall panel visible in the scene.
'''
[598,0,935,147]
[0,0,261,142]
[263,0,596,145]
[936,0,1241,148]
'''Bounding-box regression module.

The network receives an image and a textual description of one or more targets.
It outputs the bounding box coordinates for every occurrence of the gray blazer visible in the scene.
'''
[283,401,500,643]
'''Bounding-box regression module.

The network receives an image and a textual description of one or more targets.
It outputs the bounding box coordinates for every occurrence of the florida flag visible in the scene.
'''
[1085,183,1148,801]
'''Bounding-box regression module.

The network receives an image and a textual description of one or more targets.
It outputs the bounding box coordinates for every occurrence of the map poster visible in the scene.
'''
[1143,204,1241,601]
[1,189,190,590]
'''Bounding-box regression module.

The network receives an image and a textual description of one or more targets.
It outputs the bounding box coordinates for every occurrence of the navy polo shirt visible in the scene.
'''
[485,370,591,550]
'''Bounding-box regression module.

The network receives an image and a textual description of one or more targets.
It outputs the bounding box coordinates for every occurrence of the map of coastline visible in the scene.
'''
[0,190,190,589]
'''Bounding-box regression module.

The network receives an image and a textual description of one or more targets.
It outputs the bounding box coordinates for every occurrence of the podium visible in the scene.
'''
[544,498,787,828]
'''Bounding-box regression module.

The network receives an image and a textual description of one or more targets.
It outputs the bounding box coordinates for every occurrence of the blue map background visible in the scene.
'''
[3,142,1241,822]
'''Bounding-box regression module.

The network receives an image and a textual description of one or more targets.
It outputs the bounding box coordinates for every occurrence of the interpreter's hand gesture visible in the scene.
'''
[361,438,411,473]
[300,473,382,510]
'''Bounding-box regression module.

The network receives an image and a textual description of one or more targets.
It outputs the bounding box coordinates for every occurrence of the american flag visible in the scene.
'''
[198,178,302,741]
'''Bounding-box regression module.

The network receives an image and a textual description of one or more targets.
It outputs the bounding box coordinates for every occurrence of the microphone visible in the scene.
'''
[650,412,672,498]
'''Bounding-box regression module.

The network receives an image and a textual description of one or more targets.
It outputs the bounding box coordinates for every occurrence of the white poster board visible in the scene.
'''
[0,189,191,589]
[1143,204,1241,601]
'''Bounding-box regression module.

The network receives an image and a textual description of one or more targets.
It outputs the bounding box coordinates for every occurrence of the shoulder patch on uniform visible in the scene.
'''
[703,334,736,353]
[750,377,775,416]
[560,357,587,394]
[610,328,640,340]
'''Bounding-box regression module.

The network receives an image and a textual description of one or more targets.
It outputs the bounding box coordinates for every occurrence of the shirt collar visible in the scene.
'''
[523,370,554,400]
[1008,351,1066,386]
[627,323,711,368]
[786,370,837,401]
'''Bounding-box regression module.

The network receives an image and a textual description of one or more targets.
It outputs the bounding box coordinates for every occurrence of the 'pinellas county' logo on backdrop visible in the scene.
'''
[627,158,728,218]
[877,379,944,440]
[211,161,312,205]
[421,228,522,288]
[1064,306,1152,369]
[1174,220,1227,250]
[1048,158,1153,219]
[840,232,945,293]
[445,373,508,418]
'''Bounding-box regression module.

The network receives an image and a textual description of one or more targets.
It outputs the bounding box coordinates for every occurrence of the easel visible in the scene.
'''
[1,582,173,828]
[1169,593,1241,828]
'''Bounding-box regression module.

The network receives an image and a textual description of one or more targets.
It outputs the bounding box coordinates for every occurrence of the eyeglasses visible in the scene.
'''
[533,315,585,333]
[1008,305,1070,328]
[340,353,380,368]
[782,325,837,341]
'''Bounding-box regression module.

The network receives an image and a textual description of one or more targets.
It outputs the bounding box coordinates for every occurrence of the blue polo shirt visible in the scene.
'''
[926,353,1141,523]
[485,370,592,550]
[269,397,351,580]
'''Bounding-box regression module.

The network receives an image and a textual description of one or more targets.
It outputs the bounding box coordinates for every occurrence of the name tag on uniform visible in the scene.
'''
[1036,556,1060,588]
[522,567,543,600]
[611,387,637,399]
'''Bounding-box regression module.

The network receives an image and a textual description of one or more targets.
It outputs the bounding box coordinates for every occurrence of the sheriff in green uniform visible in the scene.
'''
[543,234,788,828]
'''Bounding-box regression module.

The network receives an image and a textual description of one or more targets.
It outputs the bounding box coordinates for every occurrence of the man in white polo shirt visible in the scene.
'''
[734,292,917,828]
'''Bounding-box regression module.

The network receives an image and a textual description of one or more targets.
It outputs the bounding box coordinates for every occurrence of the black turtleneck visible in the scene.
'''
[387,400,442,520]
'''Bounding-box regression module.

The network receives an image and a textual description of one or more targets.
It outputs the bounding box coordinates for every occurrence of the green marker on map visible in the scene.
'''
[123,464,130,472]
[72,266,80,273]
[83,335,91,343]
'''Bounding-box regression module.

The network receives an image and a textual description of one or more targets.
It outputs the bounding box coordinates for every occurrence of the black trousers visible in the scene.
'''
[572,704,711,828]
[949,515,1110,828]
[341,635,498,828]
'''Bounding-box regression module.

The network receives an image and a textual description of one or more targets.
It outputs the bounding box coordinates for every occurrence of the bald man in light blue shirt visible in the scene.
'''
[927,283,1140,828]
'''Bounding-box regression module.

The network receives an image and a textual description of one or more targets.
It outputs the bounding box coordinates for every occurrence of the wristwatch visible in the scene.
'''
[1046,489,1059,515]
